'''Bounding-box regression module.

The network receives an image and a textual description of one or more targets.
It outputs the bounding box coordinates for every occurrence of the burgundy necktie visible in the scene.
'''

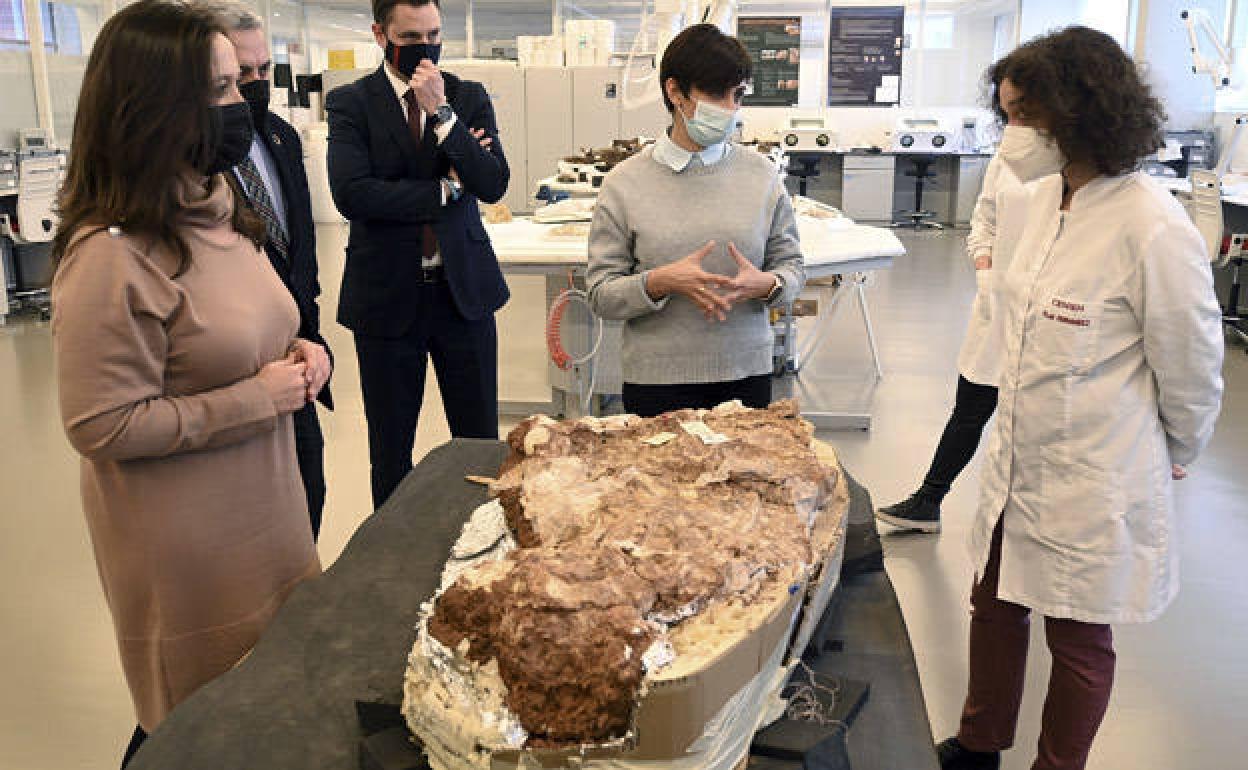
[403,89,438,260]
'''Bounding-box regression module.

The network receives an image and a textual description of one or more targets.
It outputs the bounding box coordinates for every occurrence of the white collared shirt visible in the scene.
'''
[652,131,730,172]
[384,63,457,266]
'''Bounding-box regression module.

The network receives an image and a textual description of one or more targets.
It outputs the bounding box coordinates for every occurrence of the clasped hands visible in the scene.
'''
[646,241,777,322]
[257,339,332,415]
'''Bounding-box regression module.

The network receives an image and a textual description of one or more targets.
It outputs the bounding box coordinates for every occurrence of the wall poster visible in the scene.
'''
[827,6,905,106]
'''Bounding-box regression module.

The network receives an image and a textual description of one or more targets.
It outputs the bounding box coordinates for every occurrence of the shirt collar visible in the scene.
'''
[384,63,409,103]
[653,131,729,172]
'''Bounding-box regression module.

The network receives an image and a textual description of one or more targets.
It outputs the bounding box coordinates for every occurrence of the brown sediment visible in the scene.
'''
[426,400,837,748]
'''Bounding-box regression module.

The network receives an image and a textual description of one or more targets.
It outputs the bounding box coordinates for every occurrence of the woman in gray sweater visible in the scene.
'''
[587,24,805,417]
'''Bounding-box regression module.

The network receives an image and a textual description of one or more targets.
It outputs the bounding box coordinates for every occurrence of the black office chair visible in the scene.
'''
[891,156,943,230]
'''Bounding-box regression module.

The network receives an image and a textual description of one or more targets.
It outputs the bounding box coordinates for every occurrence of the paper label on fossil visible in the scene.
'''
[680,421,731,445]
[641,432,679,446]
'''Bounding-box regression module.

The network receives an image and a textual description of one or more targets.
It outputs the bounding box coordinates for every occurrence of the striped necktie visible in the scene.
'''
[236,153,290,263]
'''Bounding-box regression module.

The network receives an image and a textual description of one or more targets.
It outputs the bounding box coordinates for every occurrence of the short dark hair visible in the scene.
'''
[372,0,438,28]
[987,26,1165,177]
[659,23,752,113]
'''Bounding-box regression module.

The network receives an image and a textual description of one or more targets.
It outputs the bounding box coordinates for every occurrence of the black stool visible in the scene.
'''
[891,155,943,230]
[787,154,822,197]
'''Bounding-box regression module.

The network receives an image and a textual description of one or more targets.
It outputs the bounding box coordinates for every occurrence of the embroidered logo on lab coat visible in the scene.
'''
[1043,298,1091,327]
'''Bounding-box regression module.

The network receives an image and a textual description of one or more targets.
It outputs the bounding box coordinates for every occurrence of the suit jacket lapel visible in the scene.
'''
[366,66,420,172]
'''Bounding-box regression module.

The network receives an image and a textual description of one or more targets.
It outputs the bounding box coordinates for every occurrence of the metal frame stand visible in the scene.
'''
[791,275,884,379]
[780,273,884,431]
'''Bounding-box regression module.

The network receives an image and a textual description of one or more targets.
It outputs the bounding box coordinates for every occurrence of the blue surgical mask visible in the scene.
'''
[680,99,737,149]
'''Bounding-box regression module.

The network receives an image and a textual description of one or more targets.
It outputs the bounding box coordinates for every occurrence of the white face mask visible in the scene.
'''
[997,125,1065,183]
[680,98,737,149]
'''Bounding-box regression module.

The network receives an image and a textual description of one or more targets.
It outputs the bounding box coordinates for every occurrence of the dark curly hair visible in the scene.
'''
[987,26,1166,177]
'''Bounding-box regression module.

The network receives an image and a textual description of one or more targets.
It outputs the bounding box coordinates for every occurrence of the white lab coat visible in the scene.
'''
[957,155,1027,386]
[972,172,1224,624]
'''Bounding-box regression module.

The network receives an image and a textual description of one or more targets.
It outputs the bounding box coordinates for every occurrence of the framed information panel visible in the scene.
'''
[828,6,905,106]
[739,16,802,107]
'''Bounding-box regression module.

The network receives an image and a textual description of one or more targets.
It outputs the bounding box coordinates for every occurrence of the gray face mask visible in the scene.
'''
[680,98,737,149]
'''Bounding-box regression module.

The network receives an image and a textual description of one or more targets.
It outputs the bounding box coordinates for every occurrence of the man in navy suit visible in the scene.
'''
[327,0,510,507]
[212,2,334,539]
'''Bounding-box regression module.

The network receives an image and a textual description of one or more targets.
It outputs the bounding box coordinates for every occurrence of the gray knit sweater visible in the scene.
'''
[586,145,805,385]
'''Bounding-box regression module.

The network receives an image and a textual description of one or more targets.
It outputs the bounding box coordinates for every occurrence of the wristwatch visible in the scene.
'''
[433,103,455,125]
[443,175,464,202]
[765,274,785,304]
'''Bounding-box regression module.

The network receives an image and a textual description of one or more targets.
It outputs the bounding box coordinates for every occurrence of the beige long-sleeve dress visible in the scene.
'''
[52,176,322,730]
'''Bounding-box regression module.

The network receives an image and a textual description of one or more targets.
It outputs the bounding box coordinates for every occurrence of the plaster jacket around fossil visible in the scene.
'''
[402,400,850,769]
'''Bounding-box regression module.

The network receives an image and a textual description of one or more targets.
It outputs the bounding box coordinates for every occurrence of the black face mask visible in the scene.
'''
[239,79,270,135]
[206,101,254,174]
[385,40,440,77]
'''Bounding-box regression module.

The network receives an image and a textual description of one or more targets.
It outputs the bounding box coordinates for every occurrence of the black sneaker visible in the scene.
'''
[876,492,942,533]
[936,737,1000,769]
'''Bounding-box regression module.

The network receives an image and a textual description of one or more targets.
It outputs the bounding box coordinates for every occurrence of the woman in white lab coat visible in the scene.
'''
[937,27,1224,770]
[875,152,1027,533]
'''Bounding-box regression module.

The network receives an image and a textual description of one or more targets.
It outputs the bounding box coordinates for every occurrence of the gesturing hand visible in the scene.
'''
[719,243,778,305]
[408,60,445,116]
[1172,464,1188,481]
[646,241,735,321]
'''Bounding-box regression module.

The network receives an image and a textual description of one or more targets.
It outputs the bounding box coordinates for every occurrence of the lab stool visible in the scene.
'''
[891,156,943,230]
[787,154,822,197]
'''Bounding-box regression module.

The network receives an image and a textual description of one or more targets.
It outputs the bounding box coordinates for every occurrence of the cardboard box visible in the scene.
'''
[628,585,805,760]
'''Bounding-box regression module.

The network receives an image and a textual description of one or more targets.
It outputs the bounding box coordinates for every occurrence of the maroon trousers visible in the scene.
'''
[957,519,1116,770]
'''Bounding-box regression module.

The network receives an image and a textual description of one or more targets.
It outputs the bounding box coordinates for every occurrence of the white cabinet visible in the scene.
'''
[451,62,528,216]
[524,67,574,211]
[841,154,896,223]
[571,66,623,150]
[618,60,670,140]
[952,155,990,225]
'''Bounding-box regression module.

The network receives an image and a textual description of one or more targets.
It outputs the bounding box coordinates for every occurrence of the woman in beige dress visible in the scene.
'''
[50,1,323,764]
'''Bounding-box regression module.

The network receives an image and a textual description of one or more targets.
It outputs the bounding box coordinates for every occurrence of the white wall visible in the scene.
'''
[1141,0,1228,130]
[1017,0,1224,132]
[911,12,997,108]
[0,51,39,149]
[1019,0,1082,41]
[1020,0,1130,44]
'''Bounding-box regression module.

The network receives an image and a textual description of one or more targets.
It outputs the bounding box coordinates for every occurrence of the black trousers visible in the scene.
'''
[354,281,498,509]
[622,374,772,418]
[920,375,998,502]
[292,401,326,541]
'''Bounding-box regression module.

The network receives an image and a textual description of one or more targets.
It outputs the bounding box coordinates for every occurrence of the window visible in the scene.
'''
[909,11,954,50]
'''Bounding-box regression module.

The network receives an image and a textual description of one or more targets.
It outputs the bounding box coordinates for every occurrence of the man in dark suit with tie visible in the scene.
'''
[327,0,510,508]
[210,2,334,539]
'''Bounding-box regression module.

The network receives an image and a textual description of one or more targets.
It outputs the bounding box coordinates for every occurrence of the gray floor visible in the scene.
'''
[1,225,1245,769]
